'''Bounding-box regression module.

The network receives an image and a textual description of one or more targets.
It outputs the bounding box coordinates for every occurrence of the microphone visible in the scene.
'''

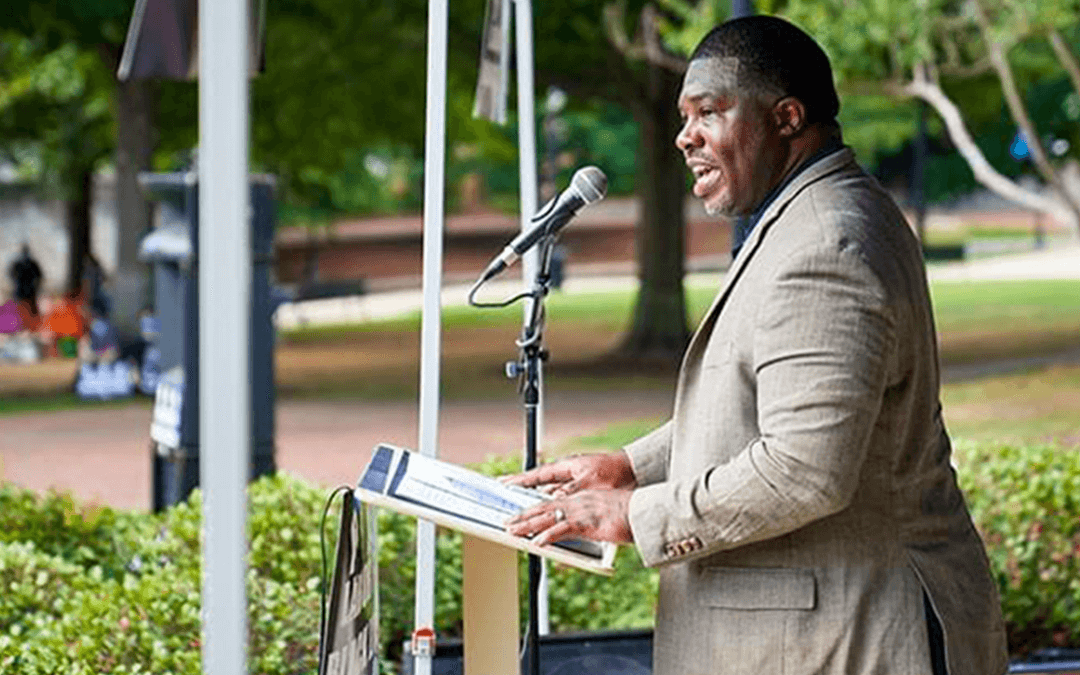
[477,166,607,283]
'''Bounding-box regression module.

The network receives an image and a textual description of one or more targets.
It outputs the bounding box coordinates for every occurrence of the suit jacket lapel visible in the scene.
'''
[682,148,858,366]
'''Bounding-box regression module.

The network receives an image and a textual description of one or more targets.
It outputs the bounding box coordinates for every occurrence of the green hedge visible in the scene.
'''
[956,441,1080,654]
[0,476,325,675]
[1,443,1077,673]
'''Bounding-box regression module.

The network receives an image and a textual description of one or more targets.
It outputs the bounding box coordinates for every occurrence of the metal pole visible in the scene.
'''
[415,0,448,673]
[513,0,550,659]
[198,0,250,672]
[499,0,511,124]
[514,0,539,284]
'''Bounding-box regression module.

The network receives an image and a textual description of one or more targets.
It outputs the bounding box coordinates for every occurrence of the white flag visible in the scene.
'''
[472,0,510,124]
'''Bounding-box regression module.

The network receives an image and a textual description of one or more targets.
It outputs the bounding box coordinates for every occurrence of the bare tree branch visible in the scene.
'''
[1049,27,1080,98]
[970,0,1080,223]
[941,33,962,68]
[887,42,903,81]
[904,63,1077,232]
[938,57,994,78]
[641,5,687,74]
[934,14,973,32]
[602,2,638,60]
[602,1,686,75]
[936,31,993,78]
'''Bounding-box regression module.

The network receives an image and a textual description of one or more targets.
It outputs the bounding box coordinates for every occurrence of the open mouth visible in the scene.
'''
[691,165,722,197]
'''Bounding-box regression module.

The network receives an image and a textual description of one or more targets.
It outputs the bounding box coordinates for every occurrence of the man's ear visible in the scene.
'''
[773,97,807,137]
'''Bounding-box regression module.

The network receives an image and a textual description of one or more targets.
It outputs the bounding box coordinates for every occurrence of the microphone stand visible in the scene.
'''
[467,231,559,675]
[512,235,555,675]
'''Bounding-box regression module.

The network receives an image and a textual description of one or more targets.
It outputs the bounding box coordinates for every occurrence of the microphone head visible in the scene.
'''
[571,166,607,204]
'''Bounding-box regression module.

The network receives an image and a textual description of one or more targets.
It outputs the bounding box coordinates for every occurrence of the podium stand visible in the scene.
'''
[352,444,615,675]
[461,535,520,675]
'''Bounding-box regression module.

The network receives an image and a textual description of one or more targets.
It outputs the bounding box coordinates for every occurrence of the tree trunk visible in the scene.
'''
[1048,28,1080,100]
[66,168,94,296]
[114,77,157,331]
[618,62,688,363]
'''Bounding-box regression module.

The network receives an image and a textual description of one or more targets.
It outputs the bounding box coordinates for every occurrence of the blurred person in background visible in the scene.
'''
[8,243,43,319]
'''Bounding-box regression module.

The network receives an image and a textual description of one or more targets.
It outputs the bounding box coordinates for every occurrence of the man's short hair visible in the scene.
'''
[690,16,840,125]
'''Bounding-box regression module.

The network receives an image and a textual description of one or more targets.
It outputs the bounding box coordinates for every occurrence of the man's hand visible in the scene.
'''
[505,489,634,545]
[502,451,637,545]
[501,450,637,497]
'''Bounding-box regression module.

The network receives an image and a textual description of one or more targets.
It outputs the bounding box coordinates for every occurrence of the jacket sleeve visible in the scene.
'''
[628,242,897,567]
[623,419,673,487]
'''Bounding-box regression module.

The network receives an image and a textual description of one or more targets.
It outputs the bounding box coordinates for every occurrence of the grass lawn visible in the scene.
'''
[941,363,1080,449]
[2,278,1079,413]
[931,280,1080,365]
[553,363,1080,455]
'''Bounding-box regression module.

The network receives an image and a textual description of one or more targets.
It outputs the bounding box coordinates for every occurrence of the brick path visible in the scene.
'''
[0,389,673,511]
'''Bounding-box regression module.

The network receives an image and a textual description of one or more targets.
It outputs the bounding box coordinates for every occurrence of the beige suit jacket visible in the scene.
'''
[625,149,1008,675]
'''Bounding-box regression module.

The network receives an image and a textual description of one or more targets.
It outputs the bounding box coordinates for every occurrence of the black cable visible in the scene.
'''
[467,278,534,308]
[467,232,560,310]
[318,485,355,657]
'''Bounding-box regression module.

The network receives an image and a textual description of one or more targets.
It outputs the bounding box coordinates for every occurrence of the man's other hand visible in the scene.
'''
[501,450,637,497]
[505,489,634,545]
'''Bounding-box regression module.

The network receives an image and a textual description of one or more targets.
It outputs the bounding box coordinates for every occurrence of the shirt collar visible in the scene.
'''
[731,137,846,257]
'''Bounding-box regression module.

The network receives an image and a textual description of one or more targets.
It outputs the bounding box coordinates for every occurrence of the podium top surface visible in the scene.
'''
[355,443,617,575]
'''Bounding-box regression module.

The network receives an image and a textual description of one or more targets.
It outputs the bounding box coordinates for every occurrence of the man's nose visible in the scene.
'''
[675,121,699,153]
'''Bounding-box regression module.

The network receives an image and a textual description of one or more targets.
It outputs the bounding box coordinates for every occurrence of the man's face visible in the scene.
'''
[676,57,785,218]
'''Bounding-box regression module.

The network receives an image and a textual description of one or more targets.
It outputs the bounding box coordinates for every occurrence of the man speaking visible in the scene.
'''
[505,15,1008,675]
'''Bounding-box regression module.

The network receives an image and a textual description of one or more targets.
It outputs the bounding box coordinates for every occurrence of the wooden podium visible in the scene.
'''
[351,444,616,675]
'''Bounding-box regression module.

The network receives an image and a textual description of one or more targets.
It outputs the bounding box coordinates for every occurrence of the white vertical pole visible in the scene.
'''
[514,0,538,274]
[415,0,448,673]
[513,0,551,637]
[198,0,249,672]
[499,0,511,120]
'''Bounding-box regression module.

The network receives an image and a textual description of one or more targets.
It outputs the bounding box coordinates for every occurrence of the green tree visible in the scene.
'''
[777,0,1080,236]
[5,0,704,361]
[641,0,1080,238]
[2,0,149,309]
[527,0,694,361]
[253,0,697,361]
[0,33,115,294]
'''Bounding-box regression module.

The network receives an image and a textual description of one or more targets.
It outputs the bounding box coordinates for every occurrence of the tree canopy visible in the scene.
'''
[0,34,114,189]
[779,0,1080,231]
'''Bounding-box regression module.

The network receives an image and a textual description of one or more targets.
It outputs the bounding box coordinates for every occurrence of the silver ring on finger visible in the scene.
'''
[553,508,566,523]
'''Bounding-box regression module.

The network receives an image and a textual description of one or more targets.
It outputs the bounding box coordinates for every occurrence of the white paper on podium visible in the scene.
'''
[357,443,613,567]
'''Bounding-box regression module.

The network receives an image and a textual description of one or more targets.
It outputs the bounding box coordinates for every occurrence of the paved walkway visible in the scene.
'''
[275,244,1080,329]
[0,390,674,511]
[3,245,1079,511]
[926,244,1080,282]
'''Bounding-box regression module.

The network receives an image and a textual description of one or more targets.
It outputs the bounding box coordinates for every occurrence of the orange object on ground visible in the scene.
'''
[42,296,86,338]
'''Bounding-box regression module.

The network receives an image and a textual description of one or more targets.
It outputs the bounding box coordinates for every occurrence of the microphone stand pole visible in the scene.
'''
[506,234,557,675]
